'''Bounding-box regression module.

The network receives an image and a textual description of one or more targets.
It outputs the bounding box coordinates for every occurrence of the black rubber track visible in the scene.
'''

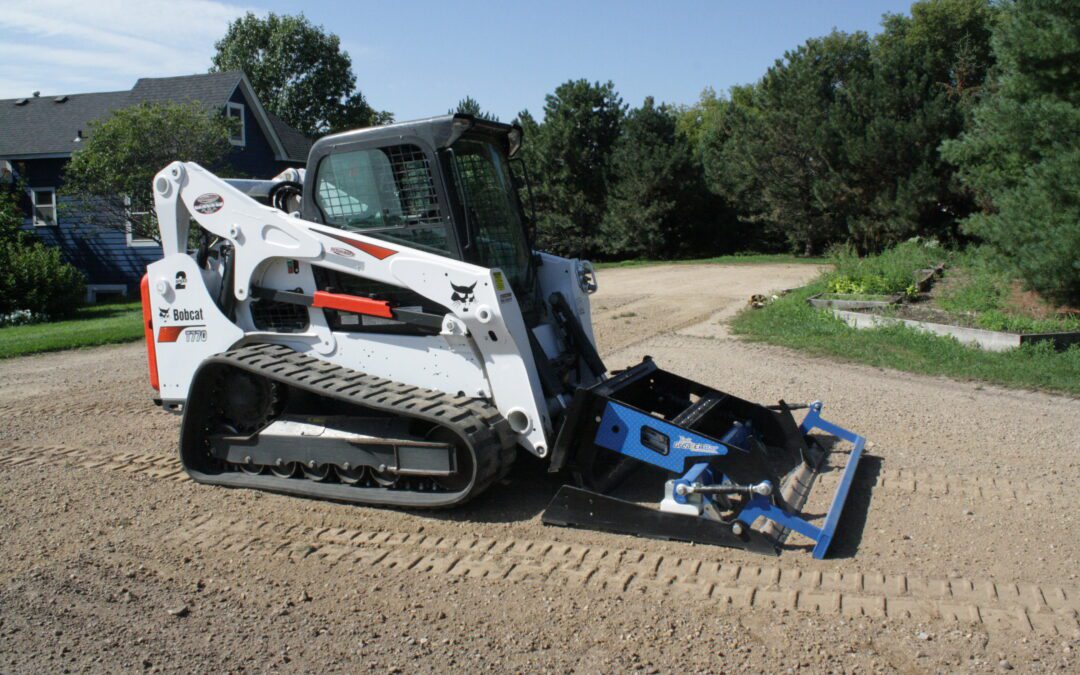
[179,343,517,508]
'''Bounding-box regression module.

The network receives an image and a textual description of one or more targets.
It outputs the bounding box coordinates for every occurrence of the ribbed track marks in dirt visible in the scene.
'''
[0,443,1064,503]
[167,514,1080,637]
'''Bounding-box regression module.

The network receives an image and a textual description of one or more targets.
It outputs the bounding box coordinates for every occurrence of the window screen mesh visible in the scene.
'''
[452,141,531,290]
[314,144,450,254]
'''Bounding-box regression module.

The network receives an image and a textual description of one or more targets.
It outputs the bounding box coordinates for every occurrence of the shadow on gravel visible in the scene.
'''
[423,450,567,524]
[418,444,882,562]
[823,453,881,559]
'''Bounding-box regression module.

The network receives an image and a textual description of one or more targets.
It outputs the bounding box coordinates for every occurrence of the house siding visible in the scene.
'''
[224,86,288,178]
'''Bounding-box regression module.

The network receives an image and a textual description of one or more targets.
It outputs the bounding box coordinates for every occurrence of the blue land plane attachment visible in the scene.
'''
[543,357,866,559]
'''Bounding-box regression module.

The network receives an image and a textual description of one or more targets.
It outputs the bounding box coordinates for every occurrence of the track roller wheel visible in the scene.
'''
[371,468,399,487]
[238,461,263,476]
[335,464,368,485]
[302,461,332,482]
[270,461,299,479]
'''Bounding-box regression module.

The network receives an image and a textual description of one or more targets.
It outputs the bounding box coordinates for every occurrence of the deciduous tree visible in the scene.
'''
[62,101,234,243]
[211,12,390,136]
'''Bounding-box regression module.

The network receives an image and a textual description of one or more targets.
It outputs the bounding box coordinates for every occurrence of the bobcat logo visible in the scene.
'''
[450,281,476,308]
[158,307,168,320]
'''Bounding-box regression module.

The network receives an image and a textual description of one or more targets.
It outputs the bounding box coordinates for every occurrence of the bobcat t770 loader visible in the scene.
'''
[142,114,865,558]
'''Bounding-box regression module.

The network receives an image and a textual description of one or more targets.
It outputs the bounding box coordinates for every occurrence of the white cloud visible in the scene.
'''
[0,0,252,98]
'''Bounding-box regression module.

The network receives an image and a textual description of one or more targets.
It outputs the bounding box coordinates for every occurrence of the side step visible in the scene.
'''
[543,358,867,559]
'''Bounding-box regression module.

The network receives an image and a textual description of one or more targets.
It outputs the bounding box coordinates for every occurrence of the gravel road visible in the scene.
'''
[1,262,1077,673]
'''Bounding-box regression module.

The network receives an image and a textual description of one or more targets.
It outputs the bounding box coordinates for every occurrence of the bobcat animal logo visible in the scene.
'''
[158,307,169,320]
[450,281,477,308]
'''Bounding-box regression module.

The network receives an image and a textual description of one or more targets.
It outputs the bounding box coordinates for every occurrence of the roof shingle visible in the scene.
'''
[0,72,309,161]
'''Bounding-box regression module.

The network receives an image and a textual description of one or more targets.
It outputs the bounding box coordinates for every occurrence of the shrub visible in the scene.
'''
[825,239,944,297]
[0,239,86,320]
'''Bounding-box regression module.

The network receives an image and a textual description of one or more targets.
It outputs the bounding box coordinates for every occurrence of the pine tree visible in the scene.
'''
[449,96,499,121]
[942,0,1080,304]
[529,80,625,258]
[600,98,708,258]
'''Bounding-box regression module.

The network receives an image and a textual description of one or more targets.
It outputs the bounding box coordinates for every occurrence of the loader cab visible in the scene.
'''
[302,114,538,320]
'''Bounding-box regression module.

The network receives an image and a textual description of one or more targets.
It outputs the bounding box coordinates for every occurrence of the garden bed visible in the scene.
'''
[815,246,1080,352]
[831,307,1080,352]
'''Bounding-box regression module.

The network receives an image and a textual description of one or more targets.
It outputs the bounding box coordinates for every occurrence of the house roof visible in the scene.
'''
[0,71,312,162]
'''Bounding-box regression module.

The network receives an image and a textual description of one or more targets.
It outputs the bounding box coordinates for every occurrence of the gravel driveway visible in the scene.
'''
[1,262,1076,672]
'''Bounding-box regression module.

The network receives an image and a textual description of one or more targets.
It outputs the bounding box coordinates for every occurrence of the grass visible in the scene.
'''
[594,253,827,269]
[0,301,144,359]
[731,278,1080,396]
[935,248,1080,333]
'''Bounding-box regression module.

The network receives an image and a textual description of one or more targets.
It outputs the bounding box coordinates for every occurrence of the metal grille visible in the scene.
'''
[315,144,450,254]
[249,299,310,333]
[315,144,441,229]
[454,147,529,285]
[385,144,440,225]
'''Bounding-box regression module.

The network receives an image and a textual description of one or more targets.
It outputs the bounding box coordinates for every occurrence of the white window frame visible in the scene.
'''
[30,187,57,227]
[226,102,246,147]
[123,194,158,248]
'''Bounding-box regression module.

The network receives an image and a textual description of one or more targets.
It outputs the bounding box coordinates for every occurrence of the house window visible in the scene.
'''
[226,102,246,146]
[30,188,56,226]
[124,195,158,247]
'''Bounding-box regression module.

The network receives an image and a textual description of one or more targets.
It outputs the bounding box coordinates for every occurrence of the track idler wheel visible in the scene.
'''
[427,427,473,493]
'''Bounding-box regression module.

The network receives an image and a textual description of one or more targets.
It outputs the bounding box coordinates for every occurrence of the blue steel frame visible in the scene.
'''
[592,400,865,559]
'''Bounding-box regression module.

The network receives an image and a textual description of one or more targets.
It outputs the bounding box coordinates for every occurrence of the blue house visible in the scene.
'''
[0,72,312,301]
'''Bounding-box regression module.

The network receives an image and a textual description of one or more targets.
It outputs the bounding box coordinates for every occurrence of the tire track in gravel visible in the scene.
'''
[0,444,186,481]
[166,514,1080,637]
[0,399,154,420]
[0,444,1060,503]
[3,447,1079,638]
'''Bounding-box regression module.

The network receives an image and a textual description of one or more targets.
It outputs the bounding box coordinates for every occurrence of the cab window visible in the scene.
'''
[314,144,451,255]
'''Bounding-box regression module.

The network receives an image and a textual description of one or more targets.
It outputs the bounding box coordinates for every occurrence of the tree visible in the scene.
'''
[599,97,710,258]
[211,12,390,136]
[449,96,499,121]
[699,1,995,255]
[62,101,234,243]
[942,0,1080,305]
[674,87,727,160]
[841,0,996,250]
[529,80,625,257]
[705,32,874,255]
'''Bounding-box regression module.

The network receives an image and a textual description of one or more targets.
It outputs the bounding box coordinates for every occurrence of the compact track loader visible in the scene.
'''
[143,114,865,558]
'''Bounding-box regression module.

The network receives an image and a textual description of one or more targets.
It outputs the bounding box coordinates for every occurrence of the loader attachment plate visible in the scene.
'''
[543,485,778,555]
[543,358,867,559]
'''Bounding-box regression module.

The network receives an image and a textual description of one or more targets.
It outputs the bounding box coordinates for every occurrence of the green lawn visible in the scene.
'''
[594,253,827,269]
[0,302,144,359]
[730,281,1080,396]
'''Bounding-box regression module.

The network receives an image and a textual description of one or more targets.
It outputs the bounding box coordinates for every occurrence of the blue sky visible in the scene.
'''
[1,0,914,122]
